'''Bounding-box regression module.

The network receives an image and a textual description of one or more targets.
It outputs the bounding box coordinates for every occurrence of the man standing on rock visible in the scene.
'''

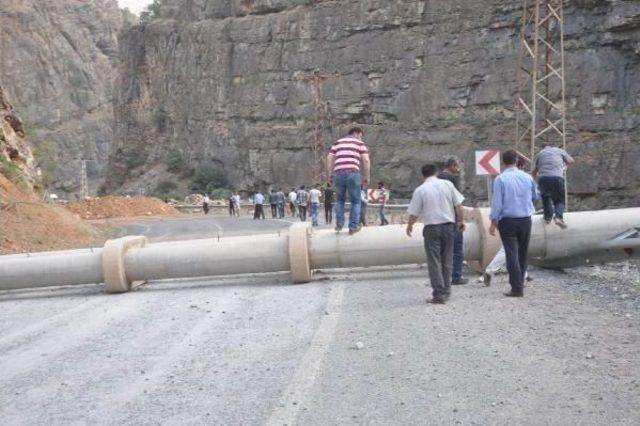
[327,126,371,235]
[533,143,574,228]
[406,163,465,304]
[489,150,539,298]
[438,158,468,285]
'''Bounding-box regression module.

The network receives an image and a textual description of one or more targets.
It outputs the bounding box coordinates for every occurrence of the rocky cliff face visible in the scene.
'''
[0,85,38,188]
[0,0,123,194]
[109,0,640,208]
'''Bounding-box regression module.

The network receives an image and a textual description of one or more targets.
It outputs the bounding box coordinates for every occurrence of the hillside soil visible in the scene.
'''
[0,175,94,254]
[66,196,178,220]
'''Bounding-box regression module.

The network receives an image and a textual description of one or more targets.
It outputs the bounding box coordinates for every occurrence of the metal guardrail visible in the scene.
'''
[175,203,410,212]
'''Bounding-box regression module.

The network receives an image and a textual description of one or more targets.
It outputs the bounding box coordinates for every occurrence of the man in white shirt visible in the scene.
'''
[309,184,323,226]
[406,164,466,304]
[288,188,297,218]
[253,191,265,220]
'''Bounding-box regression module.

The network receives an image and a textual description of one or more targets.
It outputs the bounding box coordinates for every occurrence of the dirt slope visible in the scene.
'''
[66,196,177,220]
[0,174,92,253]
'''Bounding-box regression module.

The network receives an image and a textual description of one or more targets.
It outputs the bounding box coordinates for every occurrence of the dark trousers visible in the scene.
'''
[229,203,235,216]
[538,176,565,220]
[498,217,532,294]
[253,204,265,220]
[277,202,285,218]
[423,223,455,300]
[299,205,307,221]
[324,203,333,224]
[452,230,464,280]
[270,204,277,218]
[289,202,296,217]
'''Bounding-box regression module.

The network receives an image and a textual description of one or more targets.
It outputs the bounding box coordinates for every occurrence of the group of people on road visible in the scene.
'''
[406,144,573,304]
[207,123,573,306]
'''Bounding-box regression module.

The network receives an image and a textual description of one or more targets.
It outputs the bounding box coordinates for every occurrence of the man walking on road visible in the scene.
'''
[438,158,468,285]
[489,150,539,298]
[533,144,574,228]
[377,182,389,226]
[253,191,265,220]
[326,126,371,235]
[309,184,322,226]
[276,188,286,219]
[406,163,465,304]
[297,185,310,222]
[269,189,278,219]
[323,184,334,225]
[288,188,297,218]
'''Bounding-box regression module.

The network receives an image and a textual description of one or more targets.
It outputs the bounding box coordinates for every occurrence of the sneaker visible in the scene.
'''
[504,291,524,298]
[349,226,362,236]
[544,218,552,224]
[452,278,469,285]
[427,298,446,304]
[334,225,343,232]
[482,273,492,286]
[554,218,568,229]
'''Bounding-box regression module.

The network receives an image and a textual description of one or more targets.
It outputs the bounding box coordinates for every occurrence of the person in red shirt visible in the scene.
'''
[377,182,389,226]
[326,127,371,235]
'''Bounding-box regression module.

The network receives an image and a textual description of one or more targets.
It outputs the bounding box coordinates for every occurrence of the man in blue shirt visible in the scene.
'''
[489,150,539,297]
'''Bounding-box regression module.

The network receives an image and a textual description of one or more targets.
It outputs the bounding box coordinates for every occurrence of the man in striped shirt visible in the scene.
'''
[326,126,371,235]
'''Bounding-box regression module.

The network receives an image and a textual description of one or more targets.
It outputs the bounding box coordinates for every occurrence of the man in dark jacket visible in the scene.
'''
[438,158,468,285]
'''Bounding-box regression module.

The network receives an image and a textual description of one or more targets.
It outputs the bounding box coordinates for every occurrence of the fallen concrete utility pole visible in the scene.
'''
[0,208,638,293]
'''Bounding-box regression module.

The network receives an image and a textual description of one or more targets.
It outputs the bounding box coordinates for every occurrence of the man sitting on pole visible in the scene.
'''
[532,143,574,228]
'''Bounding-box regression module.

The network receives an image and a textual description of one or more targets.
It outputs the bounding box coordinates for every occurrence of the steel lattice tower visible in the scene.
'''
[515,0,567,163]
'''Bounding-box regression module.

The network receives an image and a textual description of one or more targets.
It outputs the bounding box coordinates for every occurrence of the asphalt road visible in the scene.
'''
[1,218,639,425]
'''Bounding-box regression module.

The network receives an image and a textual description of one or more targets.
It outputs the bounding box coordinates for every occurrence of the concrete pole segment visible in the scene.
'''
[308,222,482,270]
[0,207,637,292]
[0,248,103,290]
[124,233,290,283]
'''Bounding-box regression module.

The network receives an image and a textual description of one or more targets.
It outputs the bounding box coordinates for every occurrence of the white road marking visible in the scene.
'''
[266,281,345,426]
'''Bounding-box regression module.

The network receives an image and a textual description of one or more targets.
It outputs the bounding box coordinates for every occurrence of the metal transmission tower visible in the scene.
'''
[80,159,89,200]
[515,0,567,163]
[302,70,336,185]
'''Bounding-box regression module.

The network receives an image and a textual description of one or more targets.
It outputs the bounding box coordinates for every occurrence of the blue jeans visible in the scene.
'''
[310,203,320,226]
[379,205,389,225]
[334,172,361,230]
[452,229,464,280]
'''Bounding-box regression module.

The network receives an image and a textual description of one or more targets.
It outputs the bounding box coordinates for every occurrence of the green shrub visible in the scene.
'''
[155,179,178,194]
[33,141,58,189]
[166,149,184,173]
[190,161,228,193]
[123,146,147,169]
[209,188,231,200]
[0,156,27,189]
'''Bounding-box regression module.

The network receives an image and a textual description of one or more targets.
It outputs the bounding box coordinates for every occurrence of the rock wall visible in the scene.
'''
[108,0,640,209]
[0,0,123,194]
[0,84,38,187]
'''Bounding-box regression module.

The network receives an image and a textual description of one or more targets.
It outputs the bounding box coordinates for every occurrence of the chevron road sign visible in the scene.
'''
[475,150,501,176]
